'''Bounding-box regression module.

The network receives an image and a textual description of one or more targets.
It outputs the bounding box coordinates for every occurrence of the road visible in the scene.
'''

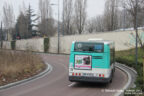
[0,54,128,96]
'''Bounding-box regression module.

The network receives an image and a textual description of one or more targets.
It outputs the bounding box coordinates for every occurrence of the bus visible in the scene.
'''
[69,40,115,83]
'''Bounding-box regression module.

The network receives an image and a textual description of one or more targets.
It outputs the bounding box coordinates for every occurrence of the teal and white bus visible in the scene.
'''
[69,40,115,83]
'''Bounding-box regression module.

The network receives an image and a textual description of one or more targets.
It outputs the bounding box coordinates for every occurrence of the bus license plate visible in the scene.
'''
[83,73,94,77]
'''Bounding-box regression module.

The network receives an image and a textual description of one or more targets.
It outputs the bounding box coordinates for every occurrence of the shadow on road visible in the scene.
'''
[71,82,109,89]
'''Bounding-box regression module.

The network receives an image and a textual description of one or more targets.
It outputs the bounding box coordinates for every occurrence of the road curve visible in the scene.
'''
[0,54,128,96]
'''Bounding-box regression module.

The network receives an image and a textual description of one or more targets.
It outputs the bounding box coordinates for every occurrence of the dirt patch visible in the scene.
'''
[0,50,46,86]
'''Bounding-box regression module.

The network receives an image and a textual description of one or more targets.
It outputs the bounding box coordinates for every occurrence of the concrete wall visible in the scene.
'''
[2,41,11,49]
[16,38,44,52]
[50,30,143,54]
[49,37,58,53]
[1,30,144,54]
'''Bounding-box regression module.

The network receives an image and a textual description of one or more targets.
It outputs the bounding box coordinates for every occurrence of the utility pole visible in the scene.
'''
[62,0,64,35]
[0,22,2,40]
[1,22,3,48]
[0,10,1,38]
[123,2,126,31]
[135,0,138,65]
[57,0,60,54]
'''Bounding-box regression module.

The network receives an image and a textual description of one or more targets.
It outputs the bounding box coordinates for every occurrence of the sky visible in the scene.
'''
[0,0,106,22]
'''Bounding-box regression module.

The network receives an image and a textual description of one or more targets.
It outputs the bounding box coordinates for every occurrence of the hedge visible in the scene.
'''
[0,41,2,48]
[11,41,16,50]
[116,48,144,93]
[44,38,49,53]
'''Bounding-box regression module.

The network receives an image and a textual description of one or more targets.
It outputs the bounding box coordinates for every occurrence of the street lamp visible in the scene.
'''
[50,0,60,54]
[57,0,60,54]
[62,0,64,35]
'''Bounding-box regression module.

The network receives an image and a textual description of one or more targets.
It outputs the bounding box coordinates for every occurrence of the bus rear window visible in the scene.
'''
[74,42,104,53]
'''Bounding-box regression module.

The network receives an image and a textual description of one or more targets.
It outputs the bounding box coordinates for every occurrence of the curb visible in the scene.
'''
[115,64,136,96]
[0,63,52,91]
[117,63,137,74]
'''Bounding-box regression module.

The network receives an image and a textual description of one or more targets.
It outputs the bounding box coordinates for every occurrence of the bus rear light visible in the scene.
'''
[70,68,73,71]
[79,73,81,76]
[102,74,105,77]
[76,73,78,76]
[72,73,74,76]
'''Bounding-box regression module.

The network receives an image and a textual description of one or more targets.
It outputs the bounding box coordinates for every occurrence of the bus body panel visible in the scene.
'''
[69,41,115,83]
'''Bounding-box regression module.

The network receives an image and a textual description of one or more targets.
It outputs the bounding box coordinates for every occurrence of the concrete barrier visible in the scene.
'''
[1,30,143,54]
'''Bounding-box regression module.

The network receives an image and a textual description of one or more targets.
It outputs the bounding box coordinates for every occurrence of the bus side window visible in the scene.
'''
[110,45,114,66]
[113,48,115,63]
[110,49,112,66]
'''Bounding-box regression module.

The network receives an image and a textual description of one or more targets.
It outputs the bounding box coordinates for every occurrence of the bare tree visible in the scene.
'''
[123,0,144,29]
[117,9,133,30]
[38,0,55,37]
[95,16,105,32]
[39,0,52,20]
[63,0,73,35]
[104,0,119,31]
[20,1,27,15]
[86,16,105,33]
[3,2,15,41]
[122,0,144,47]
[86,18,96,33]
[74,0,87,34]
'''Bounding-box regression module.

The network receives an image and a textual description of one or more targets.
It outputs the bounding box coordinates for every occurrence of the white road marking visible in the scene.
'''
[68,83,76,87]
[114,65,133,96]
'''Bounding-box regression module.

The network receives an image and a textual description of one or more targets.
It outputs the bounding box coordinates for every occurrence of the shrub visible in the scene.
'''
[11,41,16,50]
[116,48,144,92]
[0,50,45,86]
[0,41,2,48]
[44,38,49,53]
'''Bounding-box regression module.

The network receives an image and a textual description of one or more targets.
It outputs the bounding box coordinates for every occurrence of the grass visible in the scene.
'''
[116,48,144,95]
[0,49,46,86]
[116,48,143,66]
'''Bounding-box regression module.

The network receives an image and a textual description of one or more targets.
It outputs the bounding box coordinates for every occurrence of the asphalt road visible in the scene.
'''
[0,54,128,96]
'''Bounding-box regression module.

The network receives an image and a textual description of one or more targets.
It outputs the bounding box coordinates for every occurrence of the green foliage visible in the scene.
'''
[116,48,144,92]
[124,88,143,96]
[0,41,2,48]
[44,38,49,53]
[11,41,16,50]
[14,5,38,39]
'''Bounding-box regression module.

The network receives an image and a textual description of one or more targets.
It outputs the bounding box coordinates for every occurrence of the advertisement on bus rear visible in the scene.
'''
[75,55,92,70]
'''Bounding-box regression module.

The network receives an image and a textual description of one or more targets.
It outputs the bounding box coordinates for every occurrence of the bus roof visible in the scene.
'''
[72,40,114,45]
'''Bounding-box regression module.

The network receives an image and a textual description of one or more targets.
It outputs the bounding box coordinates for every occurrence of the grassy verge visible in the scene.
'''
[0,50,46,86]
[116,48,144,95]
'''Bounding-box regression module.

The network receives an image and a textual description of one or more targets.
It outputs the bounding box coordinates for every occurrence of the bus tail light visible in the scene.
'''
[72,73,74,76]
[79,73,81,76]
[102,74,105,77]
[99,74,101,77]
[76,73,78,76]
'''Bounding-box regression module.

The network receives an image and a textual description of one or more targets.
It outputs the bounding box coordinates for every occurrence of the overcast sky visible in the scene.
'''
[0,0,106,22]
